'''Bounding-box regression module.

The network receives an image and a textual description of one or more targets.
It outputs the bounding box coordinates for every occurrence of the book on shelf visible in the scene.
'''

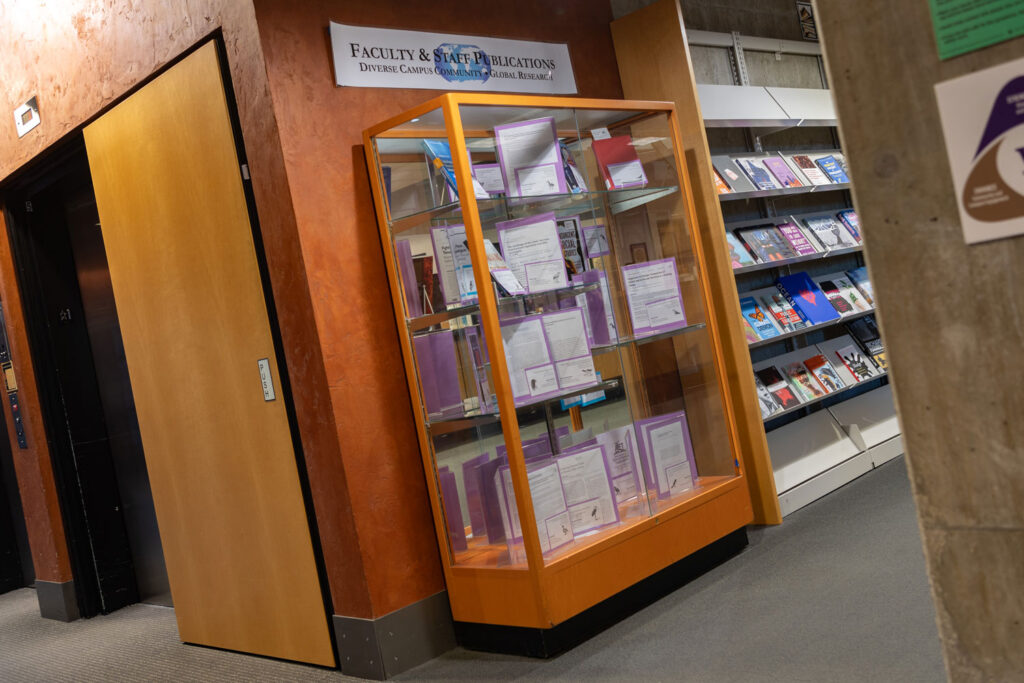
[725,232,757,268]
[802,215,859,250]
[559,141,589,194]
[712,169,733,195]
[711,156,756,193]
[750,287,807,333]
[735,157,782,191]
[422,139,459,198]
[777,220,820,256]
[846,315,887,369]
[781,360,826,402]
[818,334,879,383]
[592,135,648,190]
[753,375,784,418]
[739,296,781,340]
[754,366,801,409]
[787,154,832,186]
[815,154,850,183]
[830,274,872,312]
[846,266,874,305]
[803,354,846,393]
[776,272,841,325]
[816,277,858,317]
[836,209,861,241]
[763,156,803,188]
[741,315,761,344]
[736,226,798,262]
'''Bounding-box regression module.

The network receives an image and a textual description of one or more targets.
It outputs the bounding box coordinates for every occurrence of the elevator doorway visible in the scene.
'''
[4,144,171,610]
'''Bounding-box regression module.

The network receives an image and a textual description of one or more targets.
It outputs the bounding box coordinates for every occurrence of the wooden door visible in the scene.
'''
[83,42,334,666]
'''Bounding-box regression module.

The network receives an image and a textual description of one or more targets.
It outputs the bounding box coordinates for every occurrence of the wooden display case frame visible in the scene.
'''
[363,93,753,630]
[612,0,784,524]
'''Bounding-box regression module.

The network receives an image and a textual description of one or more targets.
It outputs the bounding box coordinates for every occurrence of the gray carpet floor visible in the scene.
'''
[0,457,945,682]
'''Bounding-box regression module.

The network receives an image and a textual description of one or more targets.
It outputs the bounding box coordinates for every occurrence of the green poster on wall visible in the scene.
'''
[930,0,1024,59]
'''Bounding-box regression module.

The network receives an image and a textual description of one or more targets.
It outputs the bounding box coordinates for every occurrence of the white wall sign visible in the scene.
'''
[13,96,40,138]
[936,55,1024,244]
[329,22,577,94]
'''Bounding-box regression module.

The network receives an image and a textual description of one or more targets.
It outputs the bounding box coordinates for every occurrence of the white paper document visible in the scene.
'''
[446,225,476,302]
[498,212,567,293]
[554,356,597,389]
[556,446,617,534]
[648,419,693,496]
[608,160,646,188]
[540,309,589,360]
[430,226,461,306]
[597,425,643,503]
[528,462,573,552]
[525,364,559,396]
[500,317,551,399]
[516,164,561,196]
[622,258,686,334]
[473,164,506,195]
[494,117,564,197]
[483,239,526,296]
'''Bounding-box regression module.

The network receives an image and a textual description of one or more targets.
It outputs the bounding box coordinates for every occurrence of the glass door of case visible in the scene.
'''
[367,98,741,574]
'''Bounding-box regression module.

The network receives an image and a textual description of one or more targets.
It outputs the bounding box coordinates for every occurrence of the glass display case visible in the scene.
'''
[363,94,753,631]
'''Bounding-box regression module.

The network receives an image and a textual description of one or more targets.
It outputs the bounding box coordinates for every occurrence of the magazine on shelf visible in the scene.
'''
[740,296,781,340]
[735,157,782,191]
[803,354,846,393]
[711,155,756,193]
[753,287,808,332]
[836,209,861,241]
[725,232,757,268]
[817,334,878,384]
[787,154,832,186]
[802,215,858,250]
[713,169,733,195]
[816,278,858,317]
[846,266,874,305]
[753,375,784,418]
[814,154,850,183]
[779,359,825,402]
[753,366,801,410]
[736,226,798,262]
[777,220,820,256]
[763,156,803,188]
[830,274,872,312]
[847,315,886,369]
[776,272,841,325]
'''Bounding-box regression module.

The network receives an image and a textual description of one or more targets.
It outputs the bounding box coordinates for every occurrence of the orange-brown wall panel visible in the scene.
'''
[251,0,625,616]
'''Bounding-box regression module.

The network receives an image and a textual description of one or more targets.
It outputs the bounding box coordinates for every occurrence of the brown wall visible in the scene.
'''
[815,0,1024,678]
[250,0,624,616]
[0,0,624,620]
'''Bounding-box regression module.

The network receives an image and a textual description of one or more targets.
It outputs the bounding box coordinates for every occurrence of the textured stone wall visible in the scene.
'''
[815,0,1024,679]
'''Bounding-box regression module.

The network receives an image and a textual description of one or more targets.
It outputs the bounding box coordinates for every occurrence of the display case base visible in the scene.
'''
[453,526,748,657]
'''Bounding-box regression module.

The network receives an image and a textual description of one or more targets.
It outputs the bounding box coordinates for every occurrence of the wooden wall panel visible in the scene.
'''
[251,0,625,616]
[83,42,333,665]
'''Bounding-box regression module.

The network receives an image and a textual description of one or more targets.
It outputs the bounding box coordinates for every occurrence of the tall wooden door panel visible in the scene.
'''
[82,42,334,666]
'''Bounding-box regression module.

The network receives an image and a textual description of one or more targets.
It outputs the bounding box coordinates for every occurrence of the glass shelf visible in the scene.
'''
[390,185,680,233]
[408,281,602,333]
[592,321,707,356]
[424,378,621,430]
[748,308,874,349]
[732,245,862,276]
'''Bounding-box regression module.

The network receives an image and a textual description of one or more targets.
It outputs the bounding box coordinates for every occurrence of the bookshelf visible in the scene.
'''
[612,0,903,519]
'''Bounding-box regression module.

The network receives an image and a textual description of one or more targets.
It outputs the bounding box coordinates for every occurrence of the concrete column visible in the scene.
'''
[814,1,1024,679]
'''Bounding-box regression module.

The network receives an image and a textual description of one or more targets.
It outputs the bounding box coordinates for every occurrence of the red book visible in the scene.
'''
[591,135,648,190]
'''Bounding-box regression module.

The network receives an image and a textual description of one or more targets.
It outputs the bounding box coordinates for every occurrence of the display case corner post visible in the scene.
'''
[440,95,548,592]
